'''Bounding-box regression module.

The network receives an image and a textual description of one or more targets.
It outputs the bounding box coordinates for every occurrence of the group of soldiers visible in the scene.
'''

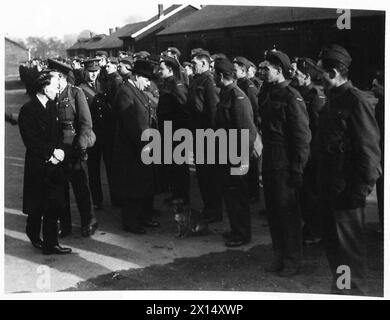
[16,43,384,296]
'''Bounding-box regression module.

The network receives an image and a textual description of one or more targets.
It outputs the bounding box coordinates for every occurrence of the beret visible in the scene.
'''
[318,44,352,68]
[82,58,100,72]
[233,56,251,69]
[214,58,235,76]
[265,50,292,76]
[47,58,72,74]
[167,47,181,57]
[296,57,323,78]
[191,48,210,59]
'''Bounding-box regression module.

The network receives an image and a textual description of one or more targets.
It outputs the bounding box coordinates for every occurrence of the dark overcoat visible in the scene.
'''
[18,96,66,214]
[112,80,155,201]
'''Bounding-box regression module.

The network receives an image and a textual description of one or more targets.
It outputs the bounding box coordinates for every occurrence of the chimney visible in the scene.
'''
[158,4,164,18]
[115,26,120,32]
[89,32,93,38]
[109,28,114,35]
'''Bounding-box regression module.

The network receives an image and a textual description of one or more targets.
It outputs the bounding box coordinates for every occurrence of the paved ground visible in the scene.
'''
[3,83,383,296]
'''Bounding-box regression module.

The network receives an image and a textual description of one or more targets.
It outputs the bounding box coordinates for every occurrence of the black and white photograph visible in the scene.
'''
[1,0,387,300]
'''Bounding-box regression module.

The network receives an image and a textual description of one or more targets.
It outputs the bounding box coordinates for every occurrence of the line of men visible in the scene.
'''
[18,44,383,296]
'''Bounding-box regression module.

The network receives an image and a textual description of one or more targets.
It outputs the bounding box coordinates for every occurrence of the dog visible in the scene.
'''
[172,199,208,238]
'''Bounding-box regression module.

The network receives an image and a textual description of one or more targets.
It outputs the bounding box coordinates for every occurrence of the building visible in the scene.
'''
[66,4,199,58]
[5,37,29,78]
[156,5,385,87]
[119,4,199,54]
[67,33,107,58]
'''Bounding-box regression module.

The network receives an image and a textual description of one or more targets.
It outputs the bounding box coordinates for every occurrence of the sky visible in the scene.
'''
[1,0,387,41]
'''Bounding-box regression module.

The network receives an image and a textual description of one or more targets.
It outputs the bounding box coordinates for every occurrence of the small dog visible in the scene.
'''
[172,199,208,238]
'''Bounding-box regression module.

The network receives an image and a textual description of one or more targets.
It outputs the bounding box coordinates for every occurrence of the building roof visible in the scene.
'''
[67,34,108,51]
[93,21,148,50]
[119,4,198,40]
[158,5,384,35]
[5,37,28,51]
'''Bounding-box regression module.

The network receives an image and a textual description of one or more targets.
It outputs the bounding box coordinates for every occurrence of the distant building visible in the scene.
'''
[119,4,198,54]
[156,5,385,88]
[66,4,199,58]
[5,37,29,78]
[67,33,107,58]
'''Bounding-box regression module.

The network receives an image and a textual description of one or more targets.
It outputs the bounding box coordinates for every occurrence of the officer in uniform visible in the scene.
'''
[188,48,223,223]
[103,57,123,111]
[258,50,311,277]
[47,59,96,238]
[157,56,189,206]
[118,57,133,82]
[294,57,327,245]
[80,58,115,209]
[317,44,381,295]
[166,47,189,87]
[68,58,84,86]
[214,58,258,247]
[233,56,262,202]
[248,61,262,94]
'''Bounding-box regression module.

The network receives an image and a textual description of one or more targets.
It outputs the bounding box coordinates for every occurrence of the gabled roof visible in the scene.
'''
[5,37,28,51]
[119,4,198,40]
[158,5,385,35]
[93,21,148,50]
[67,34,109,51]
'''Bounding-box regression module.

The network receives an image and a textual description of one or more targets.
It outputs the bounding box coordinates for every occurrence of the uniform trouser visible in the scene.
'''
[248,157,260,200]
[87,137,114,205]
[166,162,190,203]
[263,169,302,269]
[299,164,322,238]
[195,164,223,220]
[121,196,154,229]
[221,166,251,241]
[60,160,93,229]
[321,206,367,295]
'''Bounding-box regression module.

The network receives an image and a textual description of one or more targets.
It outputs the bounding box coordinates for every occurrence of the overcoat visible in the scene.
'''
[112,80,155,201]
[18,96,66,214]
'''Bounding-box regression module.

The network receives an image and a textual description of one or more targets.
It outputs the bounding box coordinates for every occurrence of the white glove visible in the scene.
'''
[48,156,60,165]
[53,149,65,162]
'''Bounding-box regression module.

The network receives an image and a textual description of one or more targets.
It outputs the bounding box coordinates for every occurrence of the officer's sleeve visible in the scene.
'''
[203,77,220,129]
[349,94,381,189]
[18,105,54,160]
[74,87,93,150]
[67,71,75,85]
[246,83,260,127]
[173,81,188,105]
[285,94,311,173]
[233,94,257,154]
